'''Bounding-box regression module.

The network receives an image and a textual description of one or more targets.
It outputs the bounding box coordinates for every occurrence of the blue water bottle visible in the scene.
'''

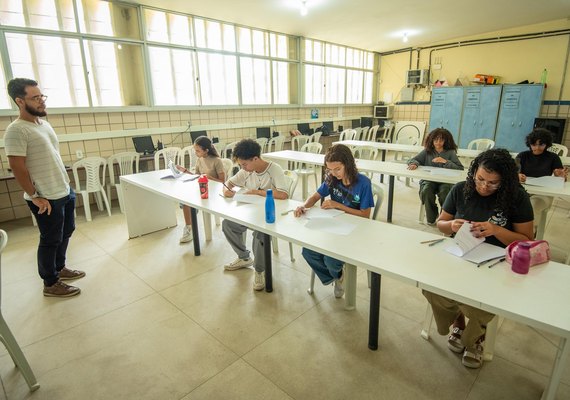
[265,189,275,223]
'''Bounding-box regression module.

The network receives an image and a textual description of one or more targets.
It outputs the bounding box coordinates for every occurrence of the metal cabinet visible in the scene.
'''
[494,84,544,152]
[457,86,502,148]
[428,87,464,142]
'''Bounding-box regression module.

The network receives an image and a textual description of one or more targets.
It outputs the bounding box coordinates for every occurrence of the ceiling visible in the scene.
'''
[125,0,570,53]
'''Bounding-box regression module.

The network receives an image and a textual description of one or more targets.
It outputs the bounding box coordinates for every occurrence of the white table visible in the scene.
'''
[120,170,569,400]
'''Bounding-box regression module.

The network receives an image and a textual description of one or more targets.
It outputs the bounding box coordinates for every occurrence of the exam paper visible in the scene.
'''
[445,222,505,263]
[304,208,344,219]
[233,193,266,204]
[304,217,356,235]
[524,176,564,189]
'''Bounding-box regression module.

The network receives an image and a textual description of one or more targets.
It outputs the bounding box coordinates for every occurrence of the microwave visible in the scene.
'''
[374,105,394,119]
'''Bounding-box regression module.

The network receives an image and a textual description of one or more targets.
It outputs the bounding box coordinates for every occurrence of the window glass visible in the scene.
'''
[194,18,235,51]
[304,65,324,104]
[346,70,363,104]
[78,0,140,39]
[272,61,292,104]
[240,58,270,104]
[197,52,238,105]
[148,47,198,105]
[83,40,122,106]
[325,67,345,104]
[0,0,76,31]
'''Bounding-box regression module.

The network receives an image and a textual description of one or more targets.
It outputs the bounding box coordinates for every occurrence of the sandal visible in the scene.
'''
[462,342,484,369]
[447,327,465,353]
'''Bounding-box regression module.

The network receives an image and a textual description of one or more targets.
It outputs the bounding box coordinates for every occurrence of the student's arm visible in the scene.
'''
[294,192,321,217]
[8,156,52,215]
[443,151,464,170]
[407,150,425,170]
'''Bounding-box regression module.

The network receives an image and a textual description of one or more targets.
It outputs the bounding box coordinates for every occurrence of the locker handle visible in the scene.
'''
[511,121,515,127]
[518,121,522,127]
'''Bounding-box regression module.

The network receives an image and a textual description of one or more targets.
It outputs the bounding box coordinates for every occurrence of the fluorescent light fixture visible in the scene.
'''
[403,33,408,43]
[300,0,308,16]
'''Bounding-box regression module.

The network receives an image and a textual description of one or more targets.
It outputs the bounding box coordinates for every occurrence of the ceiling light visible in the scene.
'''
[403,33,409,43]
[300,1,308,16]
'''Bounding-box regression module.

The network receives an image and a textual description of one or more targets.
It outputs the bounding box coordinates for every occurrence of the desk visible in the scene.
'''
[120,169,570,399]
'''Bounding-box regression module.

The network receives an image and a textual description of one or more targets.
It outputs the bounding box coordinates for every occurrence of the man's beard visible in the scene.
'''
[25,103,47,117]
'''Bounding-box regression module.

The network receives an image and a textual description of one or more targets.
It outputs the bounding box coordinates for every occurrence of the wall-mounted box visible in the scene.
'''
[373,105,394,119]
[406,69,429,86]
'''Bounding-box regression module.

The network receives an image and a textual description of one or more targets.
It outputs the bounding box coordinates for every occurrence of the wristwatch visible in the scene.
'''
[31,192,40,199]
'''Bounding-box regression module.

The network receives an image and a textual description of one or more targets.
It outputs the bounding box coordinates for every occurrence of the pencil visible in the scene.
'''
[428,238,444,247]
[488,257,506,268]
[420,238,443,244]
[222,182,232,191]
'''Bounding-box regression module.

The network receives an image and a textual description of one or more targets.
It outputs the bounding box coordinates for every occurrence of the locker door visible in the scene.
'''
[458,86,501,148]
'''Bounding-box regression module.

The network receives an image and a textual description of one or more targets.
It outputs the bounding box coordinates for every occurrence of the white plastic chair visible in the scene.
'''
[308,131,322,144]
[72,157,112,222]
[359,126,371,141]
[106,152,139,213]
[352,127,363,141]
[363,125,380,142]
[0,230,40,392]
[467,139,495,151]
[421,304,500,362]
[213,142,225,157]
[339,129,357,142]
[266,135,285,153]
[178,145,198,170]
[271,170,299,261]
[293,142,323,200]
[376,125,394,143]
[221,141,239,159]
[307,183,385,310]
[291,135,310,151]
[353,146,379,178]
[548,144,568,157]
[154,147,181,171]
[255,137,268,153]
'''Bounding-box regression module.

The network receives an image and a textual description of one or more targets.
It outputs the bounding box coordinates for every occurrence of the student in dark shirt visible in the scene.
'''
[424,149,533,370]
[516,128,567,182]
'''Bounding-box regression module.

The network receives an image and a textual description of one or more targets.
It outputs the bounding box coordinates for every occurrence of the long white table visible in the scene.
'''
[264,150,570,225]
[120,169,570,400]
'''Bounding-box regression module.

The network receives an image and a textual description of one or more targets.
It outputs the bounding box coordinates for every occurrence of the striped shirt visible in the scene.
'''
[4,119,70,200]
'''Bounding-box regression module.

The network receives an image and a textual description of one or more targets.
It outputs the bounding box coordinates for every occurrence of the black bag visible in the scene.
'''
[316,125,330,136]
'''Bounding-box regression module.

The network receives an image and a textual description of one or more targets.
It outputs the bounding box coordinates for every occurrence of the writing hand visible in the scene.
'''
[294,206,306,217]
[451,218,467,233]
[407,164,418,170]
[470,221,497,238]
[518,173,526,183]
[321,199,339,210]
[223,189,235,198]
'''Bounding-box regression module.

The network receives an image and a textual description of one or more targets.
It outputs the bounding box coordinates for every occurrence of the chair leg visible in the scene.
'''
[420,303,434,340]
[288,242,295,262]
[116,184,125,214]
[94,192,104,211]
[106,185,112,210]
[307,271,316,295]
[418,203,426,224]
[81,192,92,221]
[0,316,40,391]
[483,316,500,361]
[99,189,112,217]
[272,236,279,254]
[301,176,308,200]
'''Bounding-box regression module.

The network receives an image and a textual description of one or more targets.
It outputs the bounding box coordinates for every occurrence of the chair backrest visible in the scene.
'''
[370,183,385,221]
[220,158,234,180]
[339,129,357,141]
[222,141,239,159]
[72,157,107,192]
[283,170,299,198]
[377,125,394,143]
[107,152,139,186]
[178,145,198,169]
[255,137,268,153]
[267,135,285,152]
[291,135,310,151]
[548,143,569,157]
[353,127,363,141]
[354,146,379,161]
[360,126,370,141]
[213,142,225,157]
[300,142,323,154]
[154,147,181,171]
[308,131,322,144]
[364,125,380,142]
[467,139,495,151]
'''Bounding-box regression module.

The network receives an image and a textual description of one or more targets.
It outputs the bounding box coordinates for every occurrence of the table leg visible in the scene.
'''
[262,233,273,293]
[541,336,569,400]
[387,175,394,223]
[344,263,357,311]
[380,150,386,183]
[368,271,381,350]
[190,207,201,256]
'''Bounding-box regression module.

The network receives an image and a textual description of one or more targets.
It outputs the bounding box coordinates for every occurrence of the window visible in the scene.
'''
[144,9,192,46]
[149,47,199,106]
[240,58,270,104]
[194,18,235,52]
[197,52,238,105]
[0,54,10,109]
[0,0,76,32]
[77,0,140,39]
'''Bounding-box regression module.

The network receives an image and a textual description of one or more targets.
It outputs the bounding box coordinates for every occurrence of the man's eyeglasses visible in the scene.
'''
[474,177,501,189]
[26,95,48,103]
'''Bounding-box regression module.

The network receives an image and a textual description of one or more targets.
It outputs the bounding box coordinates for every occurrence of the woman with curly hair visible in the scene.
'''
[424,148,533,369]
[294,144,374,298]
[407,128,464,225]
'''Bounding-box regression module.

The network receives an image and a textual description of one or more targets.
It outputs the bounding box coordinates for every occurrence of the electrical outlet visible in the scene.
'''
[76,150,84,159]
[432,64,442,70]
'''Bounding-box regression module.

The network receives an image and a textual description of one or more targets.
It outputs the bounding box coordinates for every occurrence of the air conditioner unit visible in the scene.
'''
[374,105,394,119]
[406,69,429,86]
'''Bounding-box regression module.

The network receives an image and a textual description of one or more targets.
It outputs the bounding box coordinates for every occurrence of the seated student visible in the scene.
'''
[407,128,463,225]
[294,144,374,298]
[221,139,289,291]
[426,148,533,369]
[516,128,568,182]
[176,136,225,243]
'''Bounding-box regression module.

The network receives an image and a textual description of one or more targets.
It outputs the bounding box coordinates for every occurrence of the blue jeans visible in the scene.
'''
[302,248,343,285]
[27,189,76,286]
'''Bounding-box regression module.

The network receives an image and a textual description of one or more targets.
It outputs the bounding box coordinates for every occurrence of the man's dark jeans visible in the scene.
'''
[27,189,76,286]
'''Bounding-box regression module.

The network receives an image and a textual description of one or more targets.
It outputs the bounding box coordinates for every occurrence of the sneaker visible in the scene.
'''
[333,267,345,298]
[447,326,465,353]
[462,342,484,369]
[43,281,81,298]
[58,267,86,281]
[179,226,193,243]
[253,271,265,291]
[224,257,254,271]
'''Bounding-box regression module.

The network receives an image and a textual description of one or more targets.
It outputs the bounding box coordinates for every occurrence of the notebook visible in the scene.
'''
[445,222,505,264]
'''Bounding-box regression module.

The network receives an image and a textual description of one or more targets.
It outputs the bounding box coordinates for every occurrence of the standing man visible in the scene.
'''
[4,78,84,297]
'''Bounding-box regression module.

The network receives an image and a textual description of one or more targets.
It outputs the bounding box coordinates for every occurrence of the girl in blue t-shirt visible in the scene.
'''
[294,144,374,298]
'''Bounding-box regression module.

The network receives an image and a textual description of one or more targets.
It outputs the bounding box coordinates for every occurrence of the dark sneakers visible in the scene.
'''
[43,281,81,298]
[58,267,86,281]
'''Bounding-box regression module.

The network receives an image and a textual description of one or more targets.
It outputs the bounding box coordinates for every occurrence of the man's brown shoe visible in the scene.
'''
[58,267,86,281]
[43,281,81,298]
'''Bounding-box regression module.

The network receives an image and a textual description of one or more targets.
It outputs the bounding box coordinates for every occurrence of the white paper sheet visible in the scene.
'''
[418,166,462,176]
[524,176,564,189]
[304,208,344,219]
[445,222,505,263]
[233,193,266,204]
[305,217,356,235]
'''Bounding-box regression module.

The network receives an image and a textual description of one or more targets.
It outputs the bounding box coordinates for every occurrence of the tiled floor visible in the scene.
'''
[0,169,569,400]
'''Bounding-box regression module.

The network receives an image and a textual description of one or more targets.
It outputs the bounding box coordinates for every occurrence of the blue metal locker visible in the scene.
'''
[458,86,502,148]
[428,87,464,141]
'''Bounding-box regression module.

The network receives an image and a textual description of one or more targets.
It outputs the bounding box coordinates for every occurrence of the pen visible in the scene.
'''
[222,182,232,191]
[428,238,444,247]
[420,238,443,244]
[281,209,295,216]
[488,257,506,269]
[476,256,504,268]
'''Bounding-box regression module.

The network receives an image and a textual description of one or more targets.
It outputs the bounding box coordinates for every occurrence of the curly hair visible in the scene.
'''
[464,148,520,215]
[424,128,458,152]
[194,136,219,158]
[232,139,261,161]
[324,144,359,187]
[525,128,554,149]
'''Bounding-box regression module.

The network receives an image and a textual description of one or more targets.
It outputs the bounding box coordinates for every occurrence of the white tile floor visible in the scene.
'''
[0,170,569,400]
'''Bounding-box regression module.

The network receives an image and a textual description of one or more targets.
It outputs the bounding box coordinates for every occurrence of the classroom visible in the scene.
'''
[0,1,569,399]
